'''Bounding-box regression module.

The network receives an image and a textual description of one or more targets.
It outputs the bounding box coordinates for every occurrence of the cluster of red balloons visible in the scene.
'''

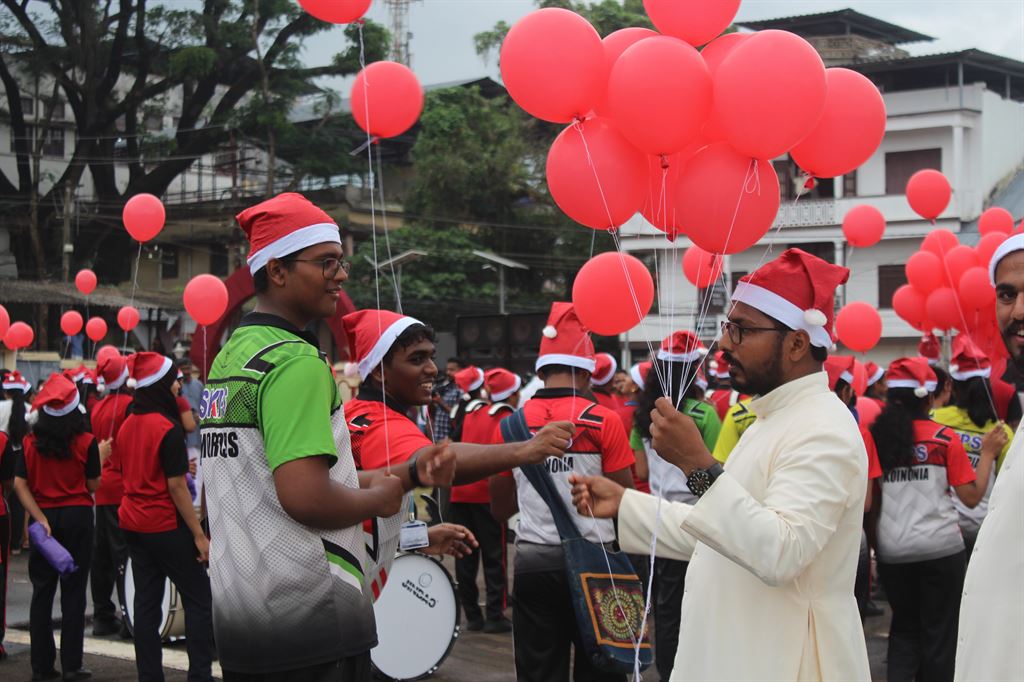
[184,274,230,326]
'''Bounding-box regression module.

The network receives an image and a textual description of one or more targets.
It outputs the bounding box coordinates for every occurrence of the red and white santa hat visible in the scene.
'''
[709,351,731,380]
[629,361,652,391]
[454,366,485,394]
[33,373,83,417]
[536,302,595,374]
[591,353,618,386]
[989,233,1024,285]
[824,355,856,392]
[65,365,88,383]
[886,357,935,398]
[235,192,341,274]
[2,370,31,393]
[98,352,129,391]
[695,368,708,392]
[917,333,940,366]
[80,368,97,386]
[865,361,885,387]
[126,352,174,389]
[950,335,991,381]
[485,368,522,402]
[342,309,425,381]
[657,330,704,363]
[731,248,850,348]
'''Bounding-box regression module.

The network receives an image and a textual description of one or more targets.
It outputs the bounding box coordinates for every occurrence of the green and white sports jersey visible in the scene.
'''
[201,313,376,674]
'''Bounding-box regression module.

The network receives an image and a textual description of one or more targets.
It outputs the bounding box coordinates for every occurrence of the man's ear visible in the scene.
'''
[265,258,289,288]
[787,329,812,362]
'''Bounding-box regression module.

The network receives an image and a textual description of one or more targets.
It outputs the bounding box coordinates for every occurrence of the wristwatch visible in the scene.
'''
[686,462,724,498]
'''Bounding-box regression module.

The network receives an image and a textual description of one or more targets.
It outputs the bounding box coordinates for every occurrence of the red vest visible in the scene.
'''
[90,393,133,506]
[22,432,96,508]
[117,411,179,533]
[0,431,8,515]
[451,403,513,504]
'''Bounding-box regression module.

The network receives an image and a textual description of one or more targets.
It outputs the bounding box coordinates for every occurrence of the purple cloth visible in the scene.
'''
[29,521,78,575]
[186,472,197,501]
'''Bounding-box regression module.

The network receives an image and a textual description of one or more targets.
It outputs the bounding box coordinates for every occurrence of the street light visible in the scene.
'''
[473,250,529,315]
[364,249,427,313]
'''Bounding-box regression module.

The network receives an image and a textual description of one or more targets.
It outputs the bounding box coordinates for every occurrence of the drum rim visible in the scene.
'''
[122,556,183,641]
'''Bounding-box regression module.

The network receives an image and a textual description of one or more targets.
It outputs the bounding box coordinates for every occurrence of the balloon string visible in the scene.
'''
[375,143,402,312]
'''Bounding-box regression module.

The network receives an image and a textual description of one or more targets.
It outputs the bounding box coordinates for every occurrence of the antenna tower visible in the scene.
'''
[384,0,421,67]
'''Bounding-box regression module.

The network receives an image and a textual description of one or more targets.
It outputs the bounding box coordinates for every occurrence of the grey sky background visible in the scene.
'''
[302,0,1024,96]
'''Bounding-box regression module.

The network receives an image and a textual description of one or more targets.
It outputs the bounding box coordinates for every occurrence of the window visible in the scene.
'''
[795,242,835,264]
[40,127,64,157]
[20,96,34,116]
[877,264,907,309]
[774,158,834,200]
[843,172,858,197]
[161,246,179,280]
[209,244,228,277]
[885,149,941,195]
[42,98,64,121]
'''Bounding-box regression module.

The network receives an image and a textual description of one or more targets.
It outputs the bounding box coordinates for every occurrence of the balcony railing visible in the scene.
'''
[773,198,837,228]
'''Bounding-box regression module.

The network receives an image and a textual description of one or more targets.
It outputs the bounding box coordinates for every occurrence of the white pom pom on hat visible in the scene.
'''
[803,309,827,327]
[542,325,558,339]
[914,386,929,398]
[127,377,138,389]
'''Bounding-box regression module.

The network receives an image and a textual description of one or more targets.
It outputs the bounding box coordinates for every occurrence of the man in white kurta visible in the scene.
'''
[954,237,1024,680]
[571,249,870,681]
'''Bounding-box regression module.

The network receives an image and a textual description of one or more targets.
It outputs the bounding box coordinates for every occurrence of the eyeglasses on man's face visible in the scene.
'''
[283,257,352,279]
[720,319,789,345]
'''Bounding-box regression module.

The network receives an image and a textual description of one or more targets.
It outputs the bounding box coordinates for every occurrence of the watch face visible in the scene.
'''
[687,469,710,496]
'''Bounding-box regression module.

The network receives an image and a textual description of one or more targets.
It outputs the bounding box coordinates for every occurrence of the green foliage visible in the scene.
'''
[168,47,218,80]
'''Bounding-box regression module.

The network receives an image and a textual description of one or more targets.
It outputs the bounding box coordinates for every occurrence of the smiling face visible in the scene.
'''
[378,338,439,407]
[266,241,348,324]
[995,251,1024,371]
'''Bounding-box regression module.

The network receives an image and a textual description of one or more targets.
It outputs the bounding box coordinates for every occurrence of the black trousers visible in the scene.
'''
[450,502,507,621]
[222,653,371,682]
[854,533,871,618]
[125,525,215,682]
[91,504,128,623]
[878,551,966,682]
[653,558,688,680]
[512,568,625,682]
[29,505,93,675]
[0,512,9,646]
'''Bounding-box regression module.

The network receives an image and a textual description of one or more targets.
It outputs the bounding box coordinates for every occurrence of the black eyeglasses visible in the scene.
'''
[720,320,789,345]
[283,257,352,279]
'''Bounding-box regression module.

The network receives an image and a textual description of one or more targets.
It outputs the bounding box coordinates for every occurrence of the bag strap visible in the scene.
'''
[500,409,583,541]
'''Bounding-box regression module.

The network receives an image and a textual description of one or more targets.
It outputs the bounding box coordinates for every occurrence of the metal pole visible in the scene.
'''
[499,265,506,315]
[61,182,72,281]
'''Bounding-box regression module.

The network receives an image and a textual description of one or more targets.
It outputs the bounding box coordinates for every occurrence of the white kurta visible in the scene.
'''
[955,421,1024,681]
[618,372,869,681]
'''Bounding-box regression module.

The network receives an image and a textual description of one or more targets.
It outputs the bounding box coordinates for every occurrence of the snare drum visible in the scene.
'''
[123,557,187,641]
[371,554,460,681]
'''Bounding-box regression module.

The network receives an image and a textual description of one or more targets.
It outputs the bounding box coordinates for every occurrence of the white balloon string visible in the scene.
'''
[375,143,402,312]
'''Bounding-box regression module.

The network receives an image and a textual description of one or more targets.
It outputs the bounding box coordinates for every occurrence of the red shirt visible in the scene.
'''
[117,411,188,533]
[861,427,882,480]
[0,431,9,515]
[90,393,133,506]
[19,432,98,508]
[592,389,621,413]
[450,402,514,504]
[346,390,430,471]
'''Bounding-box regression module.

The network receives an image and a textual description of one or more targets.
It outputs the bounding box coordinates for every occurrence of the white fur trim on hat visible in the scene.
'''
[490,374,522,402]
[535,353,597,374]
[949,366,992,381]
[467,368,485,393]
[106,366,130,391]
[629,364,646,391]
[246,222,342,274]
[888,379,932,395]
[356,316,423,381]
[656,349,703,363]
[42,390,81,417]
[731,282,833,348]
[135,356,174,389]
[840,371,854,385]
[989,233,1024,285]
[867,366,885,386]
[592,356,617,386]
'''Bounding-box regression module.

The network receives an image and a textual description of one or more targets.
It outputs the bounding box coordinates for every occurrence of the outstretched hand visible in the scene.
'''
[518,421,575,465]
[417,440,456,488]
[422,523,479,559]
[569,474,626,519]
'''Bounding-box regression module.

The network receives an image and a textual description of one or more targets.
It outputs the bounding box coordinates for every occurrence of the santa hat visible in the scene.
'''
[65,365,88,383]
[629,361,652,391]
[731,248,850,348]
[709,351,731,379]
[235,192,341,274]
[824,355,856,392]
[695,369,708,392]
[865,362,885,387]
[950,335,991,381]
[887,358,934,398]
[918,333,940,366]
[80,369,97,386]
[342,309,425,381]
[592,353,618,386]
[485,368,522,402]
[127,352,174,389]
[2,370,31,393]
[33,373,83,417]
[536,302,595,374]
[989,233,1024,285]
[657,330,704,363]
[454,366,485,394]
[98,353,129,391]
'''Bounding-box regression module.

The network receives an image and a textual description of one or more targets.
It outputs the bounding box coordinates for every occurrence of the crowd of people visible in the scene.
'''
[0,191,1020,682]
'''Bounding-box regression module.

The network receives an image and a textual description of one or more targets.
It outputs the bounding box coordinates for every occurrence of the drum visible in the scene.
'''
[123,557,187,641]
[371,554,460,680]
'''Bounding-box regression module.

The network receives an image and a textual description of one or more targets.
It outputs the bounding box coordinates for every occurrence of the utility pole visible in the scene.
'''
[61,182,73,281]
[385,0,421,67]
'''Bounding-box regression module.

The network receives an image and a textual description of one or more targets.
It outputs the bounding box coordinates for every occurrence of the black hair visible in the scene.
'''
[382,323,437,366]
[932,366,951,397]
[252,261,297,294]
[7,387,28,443]
[953,377,998,428]
[447,356,467,369]
[537,364,587,380]
[130,364,181,422]
[834,378,855,406]
[635,359,704,439]
[871,388,931,473]
[32,409,87,460]
[810,345,828,362]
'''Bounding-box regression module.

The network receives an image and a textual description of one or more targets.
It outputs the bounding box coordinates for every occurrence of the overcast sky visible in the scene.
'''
[301,0,1024,94]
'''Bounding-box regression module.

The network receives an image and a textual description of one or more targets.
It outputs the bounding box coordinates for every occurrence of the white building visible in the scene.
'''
[619,9,1024,365]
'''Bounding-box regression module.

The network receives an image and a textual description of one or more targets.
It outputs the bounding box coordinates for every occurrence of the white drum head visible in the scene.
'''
[371,554,459,680]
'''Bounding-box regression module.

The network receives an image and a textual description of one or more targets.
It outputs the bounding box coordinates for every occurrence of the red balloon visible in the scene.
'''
[123,194,166,242]
[351,61,423,139]
[572,252,654,336]
[700,33,749,141]
[97,345,120,365]
[500,9,605,123]
[851,360,868,397]
[595,28,659,116]
[546,117,647,230]
[86,317,108,342]
[921,228,959,257]
[713,30,827,160]
[75,269,97,295]
[682,246,724,288]
[905,250,944,294]
[117,306,140,332]
[943,245,979,288]
[3,321,33,350]
[926,288,961,331]
[959,266,996,310]
[0,304,9,339]
[297,0,370,23]
[975,232,1009,266]
[674,142,780,254]
[184,274,229,326]
[892,285,927,330]
[60,311,84,336]
[978,207,1014,236]
[836,302,882,352]
[608,36,712,155]
[642,0,741,47]
[906,169,951,221]
[791,68,886,178]
[842,205,885,248]
[640,143,705,236]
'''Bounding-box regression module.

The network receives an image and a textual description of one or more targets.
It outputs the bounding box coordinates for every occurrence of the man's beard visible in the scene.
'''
[728,337,785,397]
[1001,319,1024,373]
